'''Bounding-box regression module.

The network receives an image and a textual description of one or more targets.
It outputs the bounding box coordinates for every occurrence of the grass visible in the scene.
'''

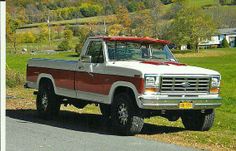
[6,47,236,150]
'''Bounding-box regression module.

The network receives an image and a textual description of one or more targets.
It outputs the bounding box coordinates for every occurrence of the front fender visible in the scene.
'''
[108,81,142,107]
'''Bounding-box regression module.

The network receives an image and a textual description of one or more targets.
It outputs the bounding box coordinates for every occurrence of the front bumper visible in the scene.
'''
[138,94,222,110]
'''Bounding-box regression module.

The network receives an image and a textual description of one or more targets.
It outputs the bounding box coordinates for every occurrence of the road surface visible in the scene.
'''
[6,109,196,151]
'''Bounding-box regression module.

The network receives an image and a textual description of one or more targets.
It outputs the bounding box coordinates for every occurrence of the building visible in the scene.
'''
[199,28,236,48]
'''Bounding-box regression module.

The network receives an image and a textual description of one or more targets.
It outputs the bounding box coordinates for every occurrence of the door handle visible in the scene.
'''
[88,72,94,77]
[78,66,84,70]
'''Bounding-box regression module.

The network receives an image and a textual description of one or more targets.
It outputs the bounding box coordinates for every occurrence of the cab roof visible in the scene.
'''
[90,36,170,44]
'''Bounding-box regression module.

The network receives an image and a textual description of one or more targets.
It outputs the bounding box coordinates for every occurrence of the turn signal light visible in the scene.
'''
[210,87,220,94]
[144,87,158,93]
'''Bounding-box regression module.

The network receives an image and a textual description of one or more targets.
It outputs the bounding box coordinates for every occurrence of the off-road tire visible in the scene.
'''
[181,109,215,131]
[99,104,111,119]
[36,81,61,119]
[111,92,144,136]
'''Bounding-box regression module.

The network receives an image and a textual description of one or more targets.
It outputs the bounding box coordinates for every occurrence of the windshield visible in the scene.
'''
[106,41,177,62]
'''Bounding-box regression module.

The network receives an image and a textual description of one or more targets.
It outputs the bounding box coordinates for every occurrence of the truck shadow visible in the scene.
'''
[6,109,185,135]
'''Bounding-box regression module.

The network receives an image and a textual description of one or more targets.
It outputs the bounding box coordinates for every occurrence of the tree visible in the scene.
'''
[37,24,49,42]
[222,38,230,48]
[149,0,163,38]
[64,29,73,40]
[115,5,131,35]
[58,29,73,51]
[6,12,22,53]
[79,3,103,17]
[23,31,36,43]
[170,7,217,52]
[108,24,123,36]
[75,26,90,53]
[53,25,63,39]
[131,11,153,37]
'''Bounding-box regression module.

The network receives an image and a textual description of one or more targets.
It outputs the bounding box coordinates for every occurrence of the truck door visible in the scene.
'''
[75,40,106,96]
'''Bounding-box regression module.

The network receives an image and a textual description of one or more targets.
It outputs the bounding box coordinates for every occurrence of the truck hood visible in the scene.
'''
[107,61,220,77]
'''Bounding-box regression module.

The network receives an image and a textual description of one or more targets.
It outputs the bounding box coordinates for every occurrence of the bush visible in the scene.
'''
[64,29,73,40]
[6,67,24,88]
[222,38,230,48]
[58,40,72,51]
[23,31,36,43]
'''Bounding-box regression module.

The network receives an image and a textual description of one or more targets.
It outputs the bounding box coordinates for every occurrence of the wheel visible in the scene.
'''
[36,81,61,119]
[111,92,144,136]
[181,109,215,131]
[99,104,111,118]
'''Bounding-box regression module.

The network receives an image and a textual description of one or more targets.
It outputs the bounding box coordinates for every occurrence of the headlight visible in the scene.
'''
[211,77,220,88]
[144,75,160,94]
[210,76,221,94]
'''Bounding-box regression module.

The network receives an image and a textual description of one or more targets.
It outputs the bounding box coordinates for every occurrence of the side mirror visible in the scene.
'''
[81,55,92,63]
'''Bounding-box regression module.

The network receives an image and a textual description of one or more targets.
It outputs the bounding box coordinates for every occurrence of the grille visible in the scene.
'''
[160,76,210,93]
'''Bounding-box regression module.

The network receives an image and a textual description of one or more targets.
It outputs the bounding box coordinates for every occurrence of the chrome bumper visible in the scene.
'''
[138,95,222,110]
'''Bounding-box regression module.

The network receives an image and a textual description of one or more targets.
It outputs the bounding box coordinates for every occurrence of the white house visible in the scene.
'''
[199,28,236,48]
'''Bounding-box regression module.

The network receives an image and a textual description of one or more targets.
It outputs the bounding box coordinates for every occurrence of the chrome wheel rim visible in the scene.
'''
[41,93,48,111]
[118,103,128,125]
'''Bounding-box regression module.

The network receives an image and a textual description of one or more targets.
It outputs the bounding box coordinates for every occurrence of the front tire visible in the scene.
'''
[36,81,61,119]
[181,109,215,131]
[111,92,144,136]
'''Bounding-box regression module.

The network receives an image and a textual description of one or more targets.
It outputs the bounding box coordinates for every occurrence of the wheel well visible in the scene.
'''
[113,86,137,105]
[39,78,53,88]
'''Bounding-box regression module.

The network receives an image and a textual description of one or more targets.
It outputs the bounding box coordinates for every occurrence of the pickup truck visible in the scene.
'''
[25,36,221,135]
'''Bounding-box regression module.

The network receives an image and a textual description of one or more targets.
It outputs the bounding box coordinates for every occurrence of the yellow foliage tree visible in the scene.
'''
[115,5,131,35]
[108,24,123,36]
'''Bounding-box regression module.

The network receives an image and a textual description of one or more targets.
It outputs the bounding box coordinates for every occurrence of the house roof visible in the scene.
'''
[218,28,236,35]
[93,36,170,44]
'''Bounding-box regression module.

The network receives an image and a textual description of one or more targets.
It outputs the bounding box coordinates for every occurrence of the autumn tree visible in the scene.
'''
[131,11,153,37]
[115,5,131,35]
[6,12,22,53]
[37,24,49,42]
[58,29,73,51]
[108,24,123,36]
[170,7,217,52]
[149,0,163,38]
[53,25,63,39]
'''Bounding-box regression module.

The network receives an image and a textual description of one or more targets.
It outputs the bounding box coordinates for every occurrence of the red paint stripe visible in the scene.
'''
[141,61,186,66]
[27,66,144,95]
[27,67,75,90]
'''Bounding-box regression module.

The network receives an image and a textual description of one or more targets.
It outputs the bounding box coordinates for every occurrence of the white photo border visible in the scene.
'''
[0,1,6,151]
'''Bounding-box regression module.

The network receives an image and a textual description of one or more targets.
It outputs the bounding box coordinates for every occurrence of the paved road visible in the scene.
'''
[6,109,196,151]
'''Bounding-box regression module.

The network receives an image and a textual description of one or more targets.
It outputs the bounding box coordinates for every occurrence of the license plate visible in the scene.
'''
[179,102,193,109]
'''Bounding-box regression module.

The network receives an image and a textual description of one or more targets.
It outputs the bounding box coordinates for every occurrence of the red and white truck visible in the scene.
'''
[25,36,221,135]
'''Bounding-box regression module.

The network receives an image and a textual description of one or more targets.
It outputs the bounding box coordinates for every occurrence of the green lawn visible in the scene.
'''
[7,51,78,74]
[6,47,236,150]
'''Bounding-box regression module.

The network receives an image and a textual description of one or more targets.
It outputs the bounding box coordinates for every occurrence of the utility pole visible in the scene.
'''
[47,14,51,46]
[103,0,107,35]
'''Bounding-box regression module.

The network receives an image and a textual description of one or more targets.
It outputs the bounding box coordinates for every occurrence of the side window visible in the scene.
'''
[86,41,104,63]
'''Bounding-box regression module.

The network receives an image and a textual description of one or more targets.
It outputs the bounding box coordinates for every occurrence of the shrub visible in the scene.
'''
[23,31,36,43]
[6,66,24,88]
[64,29,73,40]
[222,38,230,48]
[58,40,72,51]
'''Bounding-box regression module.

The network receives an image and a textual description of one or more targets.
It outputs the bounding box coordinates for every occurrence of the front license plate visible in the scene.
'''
[179,102,193,109]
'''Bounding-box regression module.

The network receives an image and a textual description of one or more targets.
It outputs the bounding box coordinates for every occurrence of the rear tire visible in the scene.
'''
[36,81,61,119]
[111,92,144,136]
[181,109,215,131]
